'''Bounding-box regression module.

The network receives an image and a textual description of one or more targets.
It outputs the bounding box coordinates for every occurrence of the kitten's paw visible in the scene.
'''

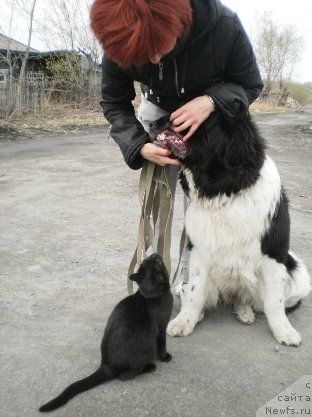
[167,315,195,337]
[272,324,302,347]
[159,352,172,362]
[143,364,157,374]
[235,304,255,325]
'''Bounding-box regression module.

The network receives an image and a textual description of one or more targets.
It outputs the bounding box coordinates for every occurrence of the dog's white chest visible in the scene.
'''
[184,156,281,270]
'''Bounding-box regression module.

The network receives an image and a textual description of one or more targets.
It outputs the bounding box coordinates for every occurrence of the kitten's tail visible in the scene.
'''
[39,365,112,412]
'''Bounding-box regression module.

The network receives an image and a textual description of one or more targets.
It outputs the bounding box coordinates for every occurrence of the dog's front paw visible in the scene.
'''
[273,324,302,347]
[167,314,195,337]
[235,304,255,325]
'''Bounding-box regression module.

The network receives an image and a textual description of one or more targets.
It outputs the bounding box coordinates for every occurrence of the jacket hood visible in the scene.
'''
[163,0,224,60]
[190,0,222,40]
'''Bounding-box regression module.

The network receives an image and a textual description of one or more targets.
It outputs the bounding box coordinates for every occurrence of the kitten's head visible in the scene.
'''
[130,253,170,298]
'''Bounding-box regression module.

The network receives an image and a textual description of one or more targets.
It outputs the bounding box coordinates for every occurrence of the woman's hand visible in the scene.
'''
[170,95,215,141]
[140,143,181,166]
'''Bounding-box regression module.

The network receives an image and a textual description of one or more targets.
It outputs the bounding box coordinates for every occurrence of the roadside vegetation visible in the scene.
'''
[1,3,311,139]
[1,82,311,140]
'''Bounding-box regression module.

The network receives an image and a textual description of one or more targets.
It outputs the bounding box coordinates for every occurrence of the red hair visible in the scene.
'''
[90,0,192,68]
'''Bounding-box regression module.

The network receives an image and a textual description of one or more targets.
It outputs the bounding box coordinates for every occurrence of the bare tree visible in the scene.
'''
[253,12,304,105]
[16,0,37,108]
[38,0,101,97]
[2,0,38,117]
[1,1,15,87]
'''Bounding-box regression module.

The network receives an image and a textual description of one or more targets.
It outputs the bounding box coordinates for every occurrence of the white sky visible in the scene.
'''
[0,0,311,82]
[222,0,312,82]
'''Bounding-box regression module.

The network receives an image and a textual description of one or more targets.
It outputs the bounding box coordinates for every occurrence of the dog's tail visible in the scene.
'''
[285,252,311,312]
[39,365,112,412]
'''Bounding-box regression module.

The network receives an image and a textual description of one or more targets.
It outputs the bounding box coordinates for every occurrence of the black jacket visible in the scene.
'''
[100,0,263,170]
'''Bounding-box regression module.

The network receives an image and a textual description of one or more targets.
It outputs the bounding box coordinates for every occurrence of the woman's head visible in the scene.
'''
[90,0,192,68]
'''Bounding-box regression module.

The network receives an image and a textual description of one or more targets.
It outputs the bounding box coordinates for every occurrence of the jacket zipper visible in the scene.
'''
[158,62,163,80]
[173,58,182,97]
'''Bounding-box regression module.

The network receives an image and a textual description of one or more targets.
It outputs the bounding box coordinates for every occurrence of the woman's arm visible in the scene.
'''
[100,57,150,170]
[204,15,263,117]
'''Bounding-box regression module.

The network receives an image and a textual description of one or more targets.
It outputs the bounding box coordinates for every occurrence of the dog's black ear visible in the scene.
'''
[223,116,265,171]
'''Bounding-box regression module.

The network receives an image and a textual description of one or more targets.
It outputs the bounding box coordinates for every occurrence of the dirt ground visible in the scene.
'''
[0,110,311,417]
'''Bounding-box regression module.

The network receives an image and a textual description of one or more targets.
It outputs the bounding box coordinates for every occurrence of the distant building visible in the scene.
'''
[0,33,39,53]
[0,33,101,118]
[0,33,41,82]
[0,33,101,83]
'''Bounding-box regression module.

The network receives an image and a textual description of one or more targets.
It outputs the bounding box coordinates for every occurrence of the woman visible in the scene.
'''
[90,0,263,280]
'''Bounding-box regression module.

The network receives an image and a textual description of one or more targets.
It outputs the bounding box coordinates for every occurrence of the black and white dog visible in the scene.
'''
[164,113,311,346]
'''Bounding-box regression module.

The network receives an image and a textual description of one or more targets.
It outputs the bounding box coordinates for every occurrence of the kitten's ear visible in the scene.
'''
[129,273,140,283]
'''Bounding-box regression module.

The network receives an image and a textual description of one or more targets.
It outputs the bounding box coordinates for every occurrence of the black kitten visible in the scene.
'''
[39,253,173,412]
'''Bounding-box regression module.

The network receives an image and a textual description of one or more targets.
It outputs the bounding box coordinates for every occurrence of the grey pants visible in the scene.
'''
[137,95,189,282]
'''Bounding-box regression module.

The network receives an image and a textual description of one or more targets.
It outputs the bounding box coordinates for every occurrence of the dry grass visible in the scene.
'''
[250,101,293,115]
[1,93,308,139]
[2,105,108,137]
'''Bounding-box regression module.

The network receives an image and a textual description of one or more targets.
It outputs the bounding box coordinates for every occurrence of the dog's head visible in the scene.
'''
[150,115,190,160]
[180,113,266,198]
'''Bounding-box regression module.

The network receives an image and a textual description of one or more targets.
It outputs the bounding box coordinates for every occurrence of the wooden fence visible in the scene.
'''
[0,80,45,118]
[0,80,102,119]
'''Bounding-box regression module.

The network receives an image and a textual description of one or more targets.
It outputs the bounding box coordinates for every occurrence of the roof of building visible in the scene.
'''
[0,33,39,53]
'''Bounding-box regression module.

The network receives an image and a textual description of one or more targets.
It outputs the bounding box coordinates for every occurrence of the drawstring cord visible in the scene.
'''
[146,50,188,101]
[181,51,188,95]
[173,51,188,97]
